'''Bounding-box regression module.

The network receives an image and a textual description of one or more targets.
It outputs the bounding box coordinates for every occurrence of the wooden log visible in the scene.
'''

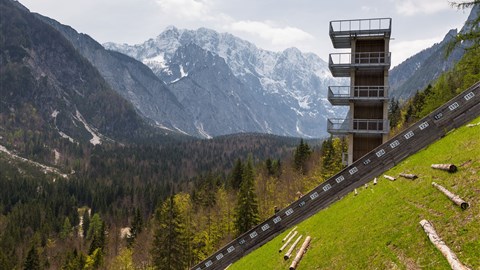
[282,226,297,242]
[399,173,418,180]
[280,231,298,252]
[373,177,377,185]
[432,182,469,210]
[431,164,458,173]
[419,220,471,270]
[289,236,311,270]
[284,235,303,260]
[466,122,480,127]
[384,174,396,181]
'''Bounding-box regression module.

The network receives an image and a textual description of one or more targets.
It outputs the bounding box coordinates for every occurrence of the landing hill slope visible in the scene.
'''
[231,116,480,269]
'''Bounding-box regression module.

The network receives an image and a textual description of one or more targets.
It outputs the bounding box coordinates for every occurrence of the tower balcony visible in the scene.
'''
[329,52,391,77]
[328,86,388,105]
[327,118,389,135]
[330,18,392,48]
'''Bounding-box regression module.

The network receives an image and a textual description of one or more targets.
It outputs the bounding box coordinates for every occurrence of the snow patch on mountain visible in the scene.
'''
[0,144,68,178]
[195,121,212,139]
[142,53,167,69]
[74,110,102,145]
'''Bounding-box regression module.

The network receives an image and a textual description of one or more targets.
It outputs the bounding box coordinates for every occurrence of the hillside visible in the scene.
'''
[389,4,479,101]
[0,0,181,159]
[230,116,480,269]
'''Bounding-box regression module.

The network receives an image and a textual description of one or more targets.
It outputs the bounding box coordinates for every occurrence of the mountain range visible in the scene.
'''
[104,27,346,138]
[2,0,477,143]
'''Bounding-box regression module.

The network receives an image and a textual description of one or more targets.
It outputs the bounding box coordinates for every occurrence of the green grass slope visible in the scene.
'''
[231,116,480,270]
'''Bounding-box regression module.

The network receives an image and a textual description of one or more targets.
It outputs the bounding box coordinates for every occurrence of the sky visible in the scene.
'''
[19,0,473,67]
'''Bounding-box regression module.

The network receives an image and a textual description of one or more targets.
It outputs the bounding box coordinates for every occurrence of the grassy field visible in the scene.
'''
[230,116,480,270]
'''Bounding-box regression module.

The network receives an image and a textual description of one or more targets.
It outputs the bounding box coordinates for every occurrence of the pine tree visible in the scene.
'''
[60,217,73,239]
[87,213,102,240]
[151,196,188,270]
[23,245,40,270]
[230,159,243,190]
[89,221,106,255]
[294,139,312,174]
[127,208,143,248]
[321,136,346,179]
[82,211,90,238]
[388,98,401,128]
[234,156,260,235]
[321,136,335,179]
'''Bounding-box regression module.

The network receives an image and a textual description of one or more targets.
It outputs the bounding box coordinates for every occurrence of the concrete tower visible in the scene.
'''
[327,18,392,165]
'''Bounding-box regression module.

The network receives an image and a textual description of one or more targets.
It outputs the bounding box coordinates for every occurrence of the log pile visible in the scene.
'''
[280,231,298,252]
[282,226,297,242]
[284,235,303,260]
[289,236,311,270]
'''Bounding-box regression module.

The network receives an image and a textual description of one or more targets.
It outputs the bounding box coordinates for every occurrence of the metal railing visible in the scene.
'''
[329,52,391,66]
[328,86,388,100]
[330,18,392,35]
[327,118,389,134]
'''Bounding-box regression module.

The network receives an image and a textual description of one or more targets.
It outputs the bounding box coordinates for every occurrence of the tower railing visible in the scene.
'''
[327,118,389,134]
[330,18,391,36]
[329,52,391,66]
[329,18,392,48]
[328,86,388,99]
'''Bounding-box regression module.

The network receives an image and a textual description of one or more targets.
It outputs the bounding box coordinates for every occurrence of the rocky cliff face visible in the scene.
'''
[0,0,174,149]
[35,15,200,136]
[105,27,347,138]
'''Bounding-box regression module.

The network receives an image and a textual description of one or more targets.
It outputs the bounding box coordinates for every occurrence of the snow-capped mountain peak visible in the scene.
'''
[104,26,346,138]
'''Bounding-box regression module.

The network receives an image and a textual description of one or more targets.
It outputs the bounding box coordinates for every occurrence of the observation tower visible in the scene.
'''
[327,18,392,165]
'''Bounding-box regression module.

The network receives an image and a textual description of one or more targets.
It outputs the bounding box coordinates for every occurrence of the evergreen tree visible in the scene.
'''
[321,136,346,179]
[388,98,401,128]
[127,208,143,248]
[60,217,73,239]
[23,245,40,270]
[88,221,106,256]
[62,249,85,270]
[234,156,260,235]
[265,158,281,177]
[87,213,102,240]
[230,159,243,190]
[0,250,13,270]
[293,139,312,174]
[82,211,90,239]
[151,196,188,270]
[265,158,274,176]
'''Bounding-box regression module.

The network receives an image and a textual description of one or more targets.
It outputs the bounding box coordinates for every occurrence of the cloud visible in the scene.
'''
[361,6,378,13]
[155,0,214,20]
[393,0,450,16]
[228,20,314,46]
[390,36,442,67]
